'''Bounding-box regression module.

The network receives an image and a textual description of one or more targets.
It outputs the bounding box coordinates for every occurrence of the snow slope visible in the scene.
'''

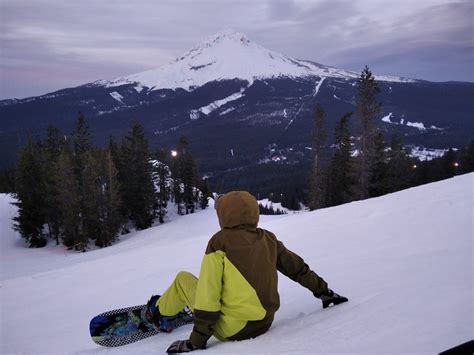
[1,174,472,354]
[95,29,414,92]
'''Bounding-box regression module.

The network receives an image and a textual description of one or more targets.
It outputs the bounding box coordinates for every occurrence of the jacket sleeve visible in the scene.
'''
[276,239,329,296]
[189,238,224,348]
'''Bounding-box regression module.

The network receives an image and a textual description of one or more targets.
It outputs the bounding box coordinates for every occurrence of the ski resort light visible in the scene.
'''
[454,162,459,168]
[171,150,178,158]
[412,164,417,169]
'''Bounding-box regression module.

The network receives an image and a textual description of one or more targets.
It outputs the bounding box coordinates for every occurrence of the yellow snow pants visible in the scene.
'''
[157,271,198,315]
[156,271,273,342]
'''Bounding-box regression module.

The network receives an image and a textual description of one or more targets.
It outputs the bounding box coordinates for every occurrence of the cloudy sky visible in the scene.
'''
[1,0,472,99]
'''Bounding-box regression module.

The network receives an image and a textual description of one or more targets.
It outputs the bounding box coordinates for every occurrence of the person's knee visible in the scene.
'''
[175,271,196,284]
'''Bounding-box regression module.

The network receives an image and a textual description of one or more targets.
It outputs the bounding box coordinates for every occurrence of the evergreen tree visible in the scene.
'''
[199,178,211,210]
[181,154,198,214]
[43,125,62,244]
[72,112,93,181]
[55,144,81,248]
[81,151,102,249]
[309,103,327,210]
[369,130,389,197]
[353,66,382,200]
[154,149,170,224]
[170,150,182,212]
[386,134,413,192]
[108,136,128,225]
[13,136,48,247]
[71,113,94,251]
[175,136,199,214]
[121,122,155,229]
[96,149,123,247]
[323,112,354,207]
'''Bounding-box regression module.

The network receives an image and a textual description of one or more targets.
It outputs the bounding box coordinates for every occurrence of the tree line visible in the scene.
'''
[12,113,210,249]
[308,65,474,210]
[258,203,287,215]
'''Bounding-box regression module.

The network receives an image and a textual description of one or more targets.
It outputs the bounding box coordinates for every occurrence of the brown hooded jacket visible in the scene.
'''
[189,191,329,348]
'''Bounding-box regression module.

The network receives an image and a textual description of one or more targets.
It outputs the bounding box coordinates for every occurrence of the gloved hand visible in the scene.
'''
[316,289,348,309]
[167,339,200,353]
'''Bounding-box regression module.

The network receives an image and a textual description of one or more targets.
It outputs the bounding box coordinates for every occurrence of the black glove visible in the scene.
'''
[316,289,348,309]
[167,340,200,353]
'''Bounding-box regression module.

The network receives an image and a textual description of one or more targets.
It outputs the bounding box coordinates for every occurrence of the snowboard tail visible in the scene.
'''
[90,302,193,347]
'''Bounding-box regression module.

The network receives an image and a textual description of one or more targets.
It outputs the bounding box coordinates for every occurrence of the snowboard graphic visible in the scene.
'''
[90,302,193,347]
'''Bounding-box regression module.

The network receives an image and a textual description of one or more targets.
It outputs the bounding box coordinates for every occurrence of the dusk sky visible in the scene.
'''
[1,0,473,99]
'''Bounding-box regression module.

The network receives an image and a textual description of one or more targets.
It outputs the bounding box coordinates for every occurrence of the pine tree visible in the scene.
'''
[353,66,382,200]
[43,125,62,244]
[121,122,155,229]
[108,136,128,225]
[96,149,123,247]
[175,136,198,214]
[81,151,102,249]
[154,149,170,224]
[369,130,389,197]
[72,112,92,181]
[182,154,198,214]
[386,134,413,192]
[309,103,327,210]
[199,178,211,210]
[55,144,81,248]
[13,136,48,247]
[71,113,94,251]
[323,112,354,207]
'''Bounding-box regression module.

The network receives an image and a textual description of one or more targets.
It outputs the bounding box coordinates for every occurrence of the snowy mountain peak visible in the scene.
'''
[97,30,415,92]
[191,29,250,50]
[176,29,252,64]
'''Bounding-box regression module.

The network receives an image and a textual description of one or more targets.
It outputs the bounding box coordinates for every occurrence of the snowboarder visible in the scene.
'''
[147,191,348,353]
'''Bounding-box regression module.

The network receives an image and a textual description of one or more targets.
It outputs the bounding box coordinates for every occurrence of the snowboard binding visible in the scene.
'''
[146,295,177,332]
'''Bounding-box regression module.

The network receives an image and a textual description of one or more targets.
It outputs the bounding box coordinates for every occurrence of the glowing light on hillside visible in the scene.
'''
[171,150,178,157]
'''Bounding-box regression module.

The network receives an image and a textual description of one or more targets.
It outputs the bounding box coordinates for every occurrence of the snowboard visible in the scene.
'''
[89,301,193,347]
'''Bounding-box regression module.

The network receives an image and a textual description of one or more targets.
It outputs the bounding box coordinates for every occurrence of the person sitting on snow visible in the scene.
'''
[146,191,348,353]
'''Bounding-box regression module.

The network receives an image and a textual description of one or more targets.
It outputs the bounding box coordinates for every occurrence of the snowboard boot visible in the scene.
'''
[145,295,175,332]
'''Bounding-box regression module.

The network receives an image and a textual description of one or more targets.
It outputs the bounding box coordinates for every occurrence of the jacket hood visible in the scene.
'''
[216,191,260,229]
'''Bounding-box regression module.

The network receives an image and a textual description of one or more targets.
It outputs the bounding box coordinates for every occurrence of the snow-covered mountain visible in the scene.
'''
[95,29,413,92]
[1,30,473,196]
[1,174,472,354]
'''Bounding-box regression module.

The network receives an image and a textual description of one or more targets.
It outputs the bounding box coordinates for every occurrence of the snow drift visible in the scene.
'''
[1,174,472,354]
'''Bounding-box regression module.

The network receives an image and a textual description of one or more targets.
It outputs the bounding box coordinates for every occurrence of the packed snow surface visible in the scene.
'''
[95,29,415,92]
[1,174,472,354]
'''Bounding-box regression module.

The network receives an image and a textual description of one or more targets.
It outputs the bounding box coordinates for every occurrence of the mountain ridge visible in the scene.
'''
[89,29,415,94]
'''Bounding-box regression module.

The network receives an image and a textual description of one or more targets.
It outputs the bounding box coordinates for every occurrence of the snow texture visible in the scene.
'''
[313,77,326,96]
[409,146,453,161]
[1,174,472,354]
[94,29,415,93]
[406,121,427,130]
[109,91,125,104]
[381,114,444,132]
[191,87,246,119]
[381,112,394,123]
